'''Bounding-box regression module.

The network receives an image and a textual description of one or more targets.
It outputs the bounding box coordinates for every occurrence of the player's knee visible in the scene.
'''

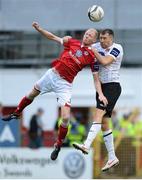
[27,89,40,100]
[102,120,110,131]
[62,113,70,121]
[101,123,107,131]
[93,109,105,123]
[61,118,70,127]
[27,94,36,100]
[61,106,70,121]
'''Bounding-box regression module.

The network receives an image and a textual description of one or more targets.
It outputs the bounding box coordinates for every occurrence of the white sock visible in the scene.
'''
[84,122,101,149]
[103,129,116,160]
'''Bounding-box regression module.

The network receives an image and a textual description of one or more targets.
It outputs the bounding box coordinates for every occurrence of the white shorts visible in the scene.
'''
[34,69,72,106]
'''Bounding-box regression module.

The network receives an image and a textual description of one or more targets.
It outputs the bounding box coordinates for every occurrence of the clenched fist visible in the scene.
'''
[32,21,40,31]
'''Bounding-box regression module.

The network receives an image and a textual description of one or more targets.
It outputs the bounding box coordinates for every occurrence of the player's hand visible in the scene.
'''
[98,94,108,107]
[32,21,40,31]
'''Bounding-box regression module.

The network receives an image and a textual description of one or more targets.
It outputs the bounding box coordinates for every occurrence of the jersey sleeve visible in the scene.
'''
[90,60,99,74]
[63,38,73,48]
[51,59,60,67]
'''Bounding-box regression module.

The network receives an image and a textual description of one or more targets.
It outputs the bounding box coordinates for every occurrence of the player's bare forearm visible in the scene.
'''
[92,48,114,65]
[93,73,108,106]
[32,22,62,44]
[93,73,103,96]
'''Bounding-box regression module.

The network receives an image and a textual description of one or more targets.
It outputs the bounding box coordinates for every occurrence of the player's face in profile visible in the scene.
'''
[82,29,96,46]
[99,33,113,49]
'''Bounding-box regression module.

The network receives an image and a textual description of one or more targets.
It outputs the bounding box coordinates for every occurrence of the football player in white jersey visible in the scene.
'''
[73,29,123,171]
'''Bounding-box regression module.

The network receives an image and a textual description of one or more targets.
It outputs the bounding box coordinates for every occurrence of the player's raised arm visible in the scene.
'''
[32,21,63,44]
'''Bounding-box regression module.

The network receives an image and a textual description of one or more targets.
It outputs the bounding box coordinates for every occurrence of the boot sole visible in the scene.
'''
[72,143,89,154]
[102,161,119,172]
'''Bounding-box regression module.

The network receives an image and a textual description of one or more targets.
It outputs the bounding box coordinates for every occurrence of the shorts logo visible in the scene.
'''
[100,103,106,107]
[75,50,82,57]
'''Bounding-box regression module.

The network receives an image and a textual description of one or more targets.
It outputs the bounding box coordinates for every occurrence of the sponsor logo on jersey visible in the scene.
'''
[69,51,81,64]
[110,48,120,57]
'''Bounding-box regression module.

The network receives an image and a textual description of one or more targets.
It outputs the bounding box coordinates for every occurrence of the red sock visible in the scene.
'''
[14,96,33,114]
[56,125,68,146]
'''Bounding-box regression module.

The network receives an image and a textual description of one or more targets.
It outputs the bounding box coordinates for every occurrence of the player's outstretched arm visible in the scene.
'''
[32,21,62,44]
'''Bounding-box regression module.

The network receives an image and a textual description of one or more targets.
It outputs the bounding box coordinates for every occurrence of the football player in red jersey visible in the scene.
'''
[2,22,108,160]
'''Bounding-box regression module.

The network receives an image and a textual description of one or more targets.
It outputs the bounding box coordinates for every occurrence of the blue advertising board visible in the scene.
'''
[0,118,20,147]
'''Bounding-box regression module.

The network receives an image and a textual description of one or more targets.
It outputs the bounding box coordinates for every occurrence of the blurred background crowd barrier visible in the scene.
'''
[0,105,142,178]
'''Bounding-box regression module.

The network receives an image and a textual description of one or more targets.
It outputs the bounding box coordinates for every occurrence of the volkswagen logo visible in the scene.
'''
[63,152,85,178]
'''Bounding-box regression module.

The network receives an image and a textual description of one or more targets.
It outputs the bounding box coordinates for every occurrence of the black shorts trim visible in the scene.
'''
[96,82,121,117]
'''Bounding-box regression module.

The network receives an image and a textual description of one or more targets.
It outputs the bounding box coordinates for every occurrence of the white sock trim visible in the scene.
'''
[103,129,112,136]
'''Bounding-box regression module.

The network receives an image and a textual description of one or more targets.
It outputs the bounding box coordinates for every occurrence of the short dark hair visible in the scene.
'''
[100,29,114,37]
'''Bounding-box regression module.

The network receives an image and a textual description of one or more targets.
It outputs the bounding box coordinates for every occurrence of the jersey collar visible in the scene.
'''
[81,44,92,50]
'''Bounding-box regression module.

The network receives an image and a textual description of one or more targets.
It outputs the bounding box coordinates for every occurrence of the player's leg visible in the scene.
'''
[50,77,72,160]
[101,116,119,171]
[51,105,70,160]
[14,68,54,118]
[2,68,54,122]
[101,82,121,171]
[56,105,70,146]
[2,88,40,121]
[73,88,107,154]
[73,108,106,154]
[15,88,40,114]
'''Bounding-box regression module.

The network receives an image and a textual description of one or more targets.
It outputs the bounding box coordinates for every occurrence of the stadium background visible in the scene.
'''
[0,0,142,179]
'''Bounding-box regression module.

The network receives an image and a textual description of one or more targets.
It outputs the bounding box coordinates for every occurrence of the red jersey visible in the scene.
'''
[52,38,99,83]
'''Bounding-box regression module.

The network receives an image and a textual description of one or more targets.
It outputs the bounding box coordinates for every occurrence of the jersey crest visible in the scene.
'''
[75,50,83,57]
[84,51,89,56]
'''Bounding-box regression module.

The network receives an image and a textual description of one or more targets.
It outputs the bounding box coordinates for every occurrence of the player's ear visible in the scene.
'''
[110,35,113,42]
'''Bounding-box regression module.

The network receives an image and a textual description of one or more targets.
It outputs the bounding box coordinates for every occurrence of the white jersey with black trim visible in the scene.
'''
[92,42,123,83]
